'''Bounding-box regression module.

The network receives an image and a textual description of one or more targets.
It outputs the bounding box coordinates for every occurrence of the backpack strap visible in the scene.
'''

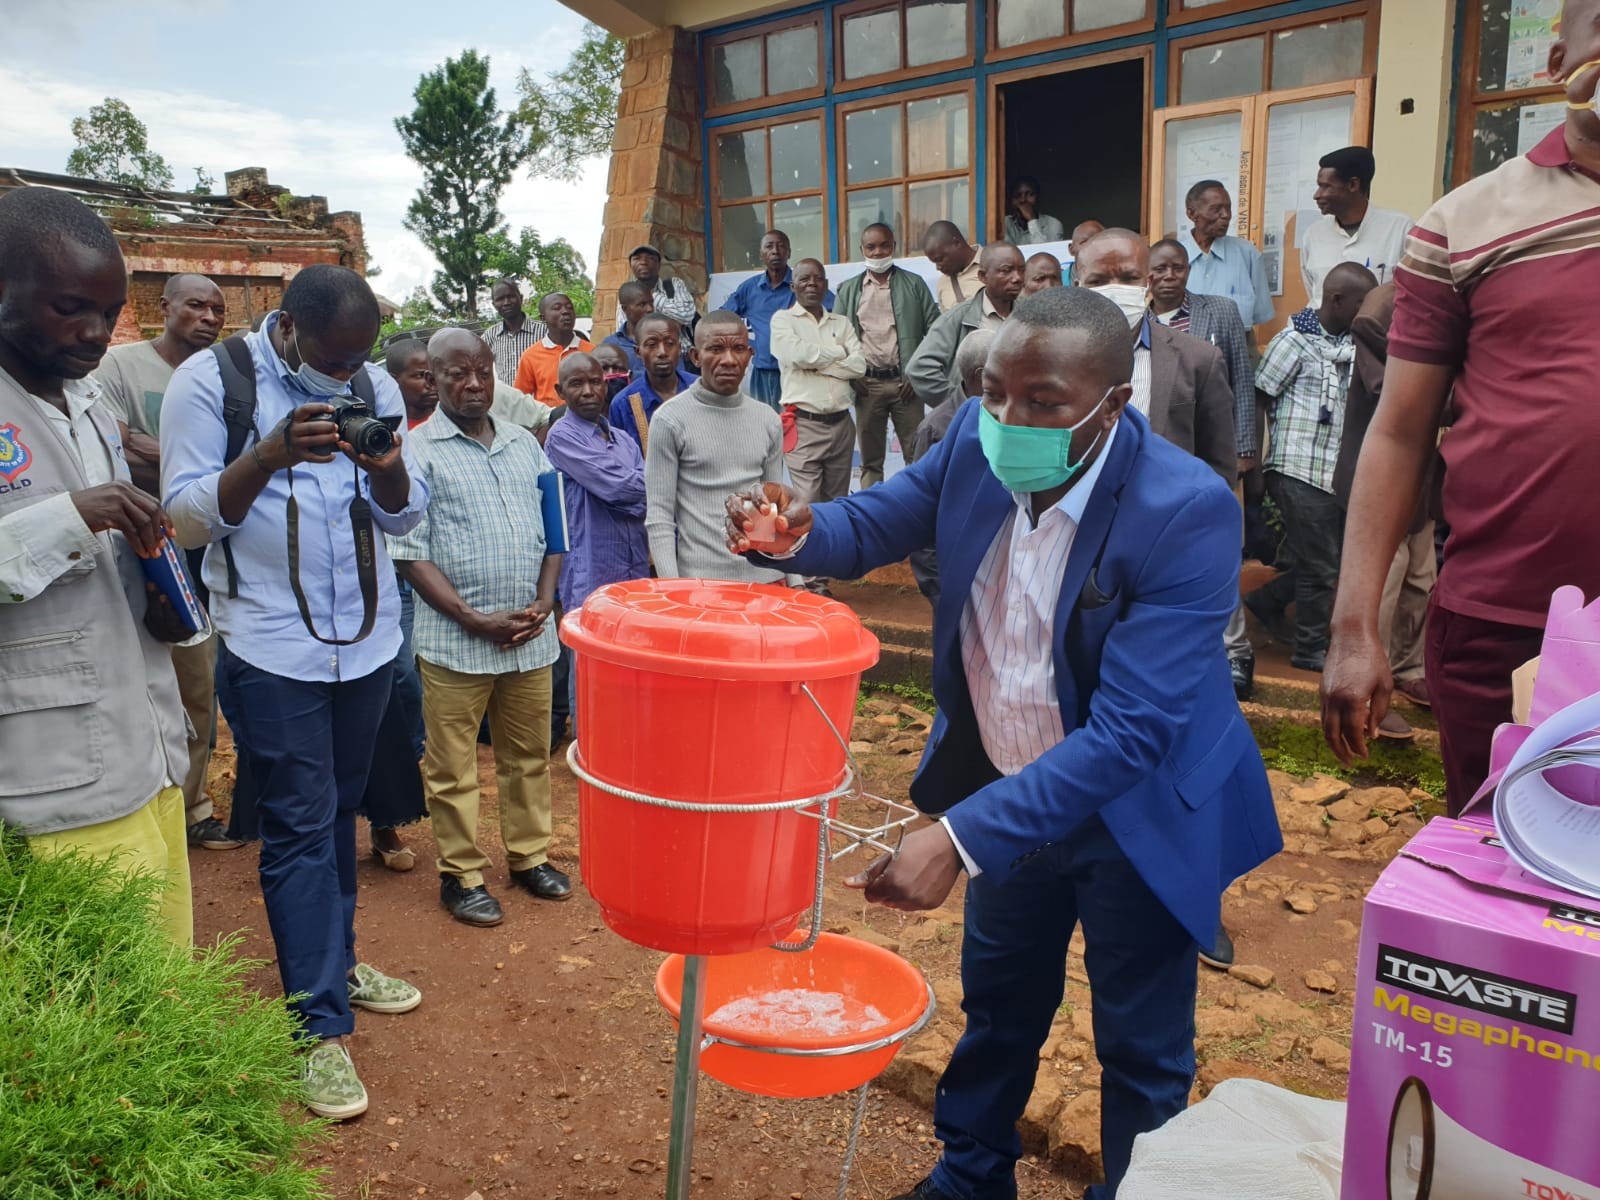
[211,336,259,599]
[628,392,651,457]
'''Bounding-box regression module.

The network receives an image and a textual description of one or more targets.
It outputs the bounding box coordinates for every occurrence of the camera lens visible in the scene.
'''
[338,412,394,458]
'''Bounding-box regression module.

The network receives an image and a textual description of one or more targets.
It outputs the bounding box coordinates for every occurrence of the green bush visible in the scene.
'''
[0,832,329,1199]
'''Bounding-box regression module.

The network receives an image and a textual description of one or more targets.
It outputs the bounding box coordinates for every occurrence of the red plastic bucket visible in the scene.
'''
[655,933,935,1098]
[561,581,879,956]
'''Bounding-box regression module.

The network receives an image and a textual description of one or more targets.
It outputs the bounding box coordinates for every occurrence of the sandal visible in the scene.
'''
[371,842,416,872]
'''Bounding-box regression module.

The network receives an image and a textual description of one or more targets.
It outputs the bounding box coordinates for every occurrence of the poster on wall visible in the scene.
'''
[1516,100,1565,154]
[1165,116,1244,238]
[1260,97,1354,295]
[1505,1,1561,91]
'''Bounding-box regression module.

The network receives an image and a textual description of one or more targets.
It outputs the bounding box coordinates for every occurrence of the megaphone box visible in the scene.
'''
[1341,818,1600,1199]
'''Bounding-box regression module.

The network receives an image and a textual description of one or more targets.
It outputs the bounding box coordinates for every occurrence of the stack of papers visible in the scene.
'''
[1494,689,1600,900]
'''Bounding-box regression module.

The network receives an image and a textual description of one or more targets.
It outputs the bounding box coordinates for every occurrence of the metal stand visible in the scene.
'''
[666,953,708,1200]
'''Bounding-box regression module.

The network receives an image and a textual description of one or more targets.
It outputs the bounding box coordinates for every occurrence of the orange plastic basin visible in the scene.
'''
[562,581,879,956]
[655,932,935,1099]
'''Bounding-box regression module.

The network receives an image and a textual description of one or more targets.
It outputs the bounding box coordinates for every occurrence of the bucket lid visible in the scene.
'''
[561,580,880,682]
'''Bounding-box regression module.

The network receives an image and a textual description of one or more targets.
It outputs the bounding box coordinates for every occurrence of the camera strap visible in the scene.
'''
[284,462,380,646]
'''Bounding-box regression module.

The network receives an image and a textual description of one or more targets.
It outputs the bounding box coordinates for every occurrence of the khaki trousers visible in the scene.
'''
[855,376,923,489]
[419,659,553,888]
[785,411,857,506]
[172,635,217,825]
[1380,521,1436,685]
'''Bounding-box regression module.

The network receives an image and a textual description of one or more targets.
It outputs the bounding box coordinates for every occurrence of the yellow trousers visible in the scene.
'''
[28,785,193,947]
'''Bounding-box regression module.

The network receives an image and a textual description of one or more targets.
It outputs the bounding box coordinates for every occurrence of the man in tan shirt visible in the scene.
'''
[922,221,984,312]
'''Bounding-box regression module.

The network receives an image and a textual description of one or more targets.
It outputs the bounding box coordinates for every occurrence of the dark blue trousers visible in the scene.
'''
[748,366,782,412]
[929,818,1198,1200]
[217,643,393,1040]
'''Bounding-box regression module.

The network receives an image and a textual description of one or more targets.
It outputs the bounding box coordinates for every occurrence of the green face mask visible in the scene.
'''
[977,390,1111,493]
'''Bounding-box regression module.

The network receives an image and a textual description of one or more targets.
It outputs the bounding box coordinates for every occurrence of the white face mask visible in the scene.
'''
[864,255,894,275]
[1089,283,1149,328]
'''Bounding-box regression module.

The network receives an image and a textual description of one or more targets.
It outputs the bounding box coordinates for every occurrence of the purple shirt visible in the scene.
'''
[543,413,650,611]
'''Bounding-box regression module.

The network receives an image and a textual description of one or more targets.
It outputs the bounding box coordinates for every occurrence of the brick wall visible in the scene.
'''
[592,27,706,340]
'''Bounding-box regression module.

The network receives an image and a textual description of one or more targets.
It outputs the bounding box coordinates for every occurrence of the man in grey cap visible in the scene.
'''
[617,244,698,359]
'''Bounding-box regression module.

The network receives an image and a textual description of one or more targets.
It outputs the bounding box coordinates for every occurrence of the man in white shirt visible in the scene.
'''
[1299,146,1411,307]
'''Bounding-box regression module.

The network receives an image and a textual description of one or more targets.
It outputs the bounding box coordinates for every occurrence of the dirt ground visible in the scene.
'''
[194,703,1400,1200]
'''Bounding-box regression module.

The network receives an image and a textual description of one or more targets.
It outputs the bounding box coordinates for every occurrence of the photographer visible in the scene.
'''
[161,264,429,1122]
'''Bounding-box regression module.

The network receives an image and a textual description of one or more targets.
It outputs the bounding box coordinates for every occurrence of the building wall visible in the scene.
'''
[1370,0,1458,220]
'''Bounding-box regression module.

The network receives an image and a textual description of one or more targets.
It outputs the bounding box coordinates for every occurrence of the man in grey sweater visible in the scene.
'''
[645,311,792,585]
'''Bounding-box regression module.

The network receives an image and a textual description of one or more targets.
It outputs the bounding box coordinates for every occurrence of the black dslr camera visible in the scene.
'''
[329,397,401,458]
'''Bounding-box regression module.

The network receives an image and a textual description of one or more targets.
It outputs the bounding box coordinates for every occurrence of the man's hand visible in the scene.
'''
[71,481,170,557]
[844,823,963,911]
[254,404,341,471]
[723,482,813,556]
[897,379,918,404]
[1236,454,1257,478]
[468,608,540,648]
[142,581,195,644]
[1013,199,1037,222]
[1321,623,1392,765]
[526,598,555,636]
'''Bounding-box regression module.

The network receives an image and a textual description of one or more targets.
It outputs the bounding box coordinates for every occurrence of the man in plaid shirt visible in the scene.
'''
[1244,262,1377,672]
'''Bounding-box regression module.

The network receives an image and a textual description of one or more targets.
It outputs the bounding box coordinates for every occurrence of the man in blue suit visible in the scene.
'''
[725,287,1280,1200]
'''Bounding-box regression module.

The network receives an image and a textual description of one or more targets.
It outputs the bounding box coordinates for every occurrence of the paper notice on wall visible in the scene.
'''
[1517,101,1566,155]
[1505,2,1561,91]
[1167,120,1243,237]
[1260,97,1354,295]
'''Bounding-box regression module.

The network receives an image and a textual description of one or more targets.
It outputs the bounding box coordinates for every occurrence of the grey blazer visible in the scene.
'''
[1180,291,1256,458]
[1146,320,1238,487]
[905,290,989,409]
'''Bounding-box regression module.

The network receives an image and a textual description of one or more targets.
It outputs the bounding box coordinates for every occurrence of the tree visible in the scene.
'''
[515,25,624,183]
[190,167,216,195]
[395,50,528,316]
[66,98,175,190]
[478,226,596,316]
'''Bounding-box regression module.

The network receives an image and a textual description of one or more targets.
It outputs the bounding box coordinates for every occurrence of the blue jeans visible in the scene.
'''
[929,818,1198,1200]
[748,366,782,412]
[217,643,393,1040]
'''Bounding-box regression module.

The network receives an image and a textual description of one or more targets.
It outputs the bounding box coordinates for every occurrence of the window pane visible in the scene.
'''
[1179,35,1264,104]
[846,186,905,254]
[907,177,969,248]
[1160,111,1243,240]
[1270,19,1366,91]
[716,129,767,201]
[1072,0,1145,33]
[907,93,969,175]
[710,37,763,107]
[719,203,768,271]
[1261,93,1354,295]
[1476,0,1561,94]
[768,120,821,194]
[996,0,1063,49]
[906,0,967,66]
[845,105,904,183]
[766,25,819,95]
[773,194,825,264]
[1471,97,1564,177]
[842,9,901,79]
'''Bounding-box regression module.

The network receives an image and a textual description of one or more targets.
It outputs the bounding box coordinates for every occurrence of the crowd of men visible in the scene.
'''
[2,25,1597,1193]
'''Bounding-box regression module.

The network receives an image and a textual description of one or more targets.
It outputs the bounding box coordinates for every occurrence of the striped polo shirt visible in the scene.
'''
[1390,126,1600,628]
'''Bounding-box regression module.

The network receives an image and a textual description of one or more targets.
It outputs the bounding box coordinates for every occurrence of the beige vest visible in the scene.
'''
[0,368,189,835]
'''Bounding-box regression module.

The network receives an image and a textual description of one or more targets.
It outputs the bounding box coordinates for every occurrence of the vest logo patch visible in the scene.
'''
[0,424,31,481]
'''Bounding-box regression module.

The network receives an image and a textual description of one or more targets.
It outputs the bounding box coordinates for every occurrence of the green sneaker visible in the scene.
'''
[303,1042,368,1120]
[347,962,422,1014]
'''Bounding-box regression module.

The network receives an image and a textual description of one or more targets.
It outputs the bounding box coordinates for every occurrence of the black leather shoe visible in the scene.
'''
[510,862,573,901]
[886,1179,955,1200]
[1230,655,1255,702]
[1199,925,1235,971]
[440,875,503,927]
[1290,653,1326,673]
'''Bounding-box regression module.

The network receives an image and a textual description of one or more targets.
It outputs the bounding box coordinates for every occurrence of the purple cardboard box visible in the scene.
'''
[1342,817,1600,1200]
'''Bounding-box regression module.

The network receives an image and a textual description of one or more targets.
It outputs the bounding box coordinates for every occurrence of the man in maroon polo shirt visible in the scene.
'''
[1321,1,1600,813]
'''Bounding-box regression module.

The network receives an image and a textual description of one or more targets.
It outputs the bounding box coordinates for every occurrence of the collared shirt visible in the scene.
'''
[1390,125,1600,627]
[1003,213,1066,246]
[769,303,866,415]
[936,251,984,312]
[1128,316,1154,418]
[162,311,428,683]
[856,271,899,369]
[542,414,649,612]
[482,316,550,387]
[1154,299,1191,333]
[610,367,696,452]
[387,414,560,676]
[722,269,834,371]
[960,418,1121,781]
[1178,232,1275,327]
[1299,205,1412,307]
[602,328,645,378]
[512,335,594,406]
[0,377,114,604]
[1257,320,1354,494]
[616,276,700,355]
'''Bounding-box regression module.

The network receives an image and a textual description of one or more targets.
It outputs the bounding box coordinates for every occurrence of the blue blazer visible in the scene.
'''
[765,403,1280,946]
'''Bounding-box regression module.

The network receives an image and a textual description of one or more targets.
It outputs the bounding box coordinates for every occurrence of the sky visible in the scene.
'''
[0,0,611,305]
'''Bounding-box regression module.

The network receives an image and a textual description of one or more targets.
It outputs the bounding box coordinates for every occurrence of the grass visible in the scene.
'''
[859,680,937,715]
[0,830,329,1199]
[1249,715,1447,802]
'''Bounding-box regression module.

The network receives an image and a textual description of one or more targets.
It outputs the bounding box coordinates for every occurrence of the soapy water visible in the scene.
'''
[706,989,890,1039]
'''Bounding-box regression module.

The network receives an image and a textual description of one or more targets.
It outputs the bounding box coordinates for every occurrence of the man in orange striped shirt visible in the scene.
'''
[512,292,592,405]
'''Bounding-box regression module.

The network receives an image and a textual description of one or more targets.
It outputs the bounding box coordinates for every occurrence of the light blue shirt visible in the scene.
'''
[161,312,428,683]
[1178,232,1274,327]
